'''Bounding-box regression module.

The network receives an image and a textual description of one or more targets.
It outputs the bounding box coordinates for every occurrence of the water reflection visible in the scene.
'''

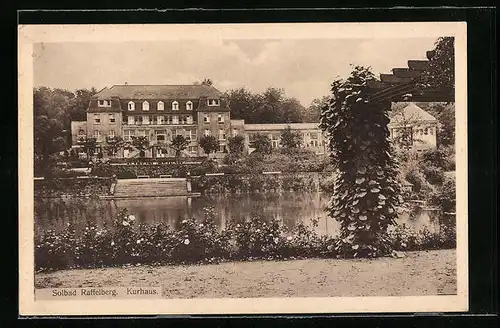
[35,192,447,238]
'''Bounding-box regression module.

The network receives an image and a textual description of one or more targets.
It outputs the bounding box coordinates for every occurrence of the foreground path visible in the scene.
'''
[36,249,456,298]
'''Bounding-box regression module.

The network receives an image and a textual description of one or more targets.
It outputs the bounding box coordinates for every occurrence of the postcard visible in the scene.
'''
[19,21,468,316]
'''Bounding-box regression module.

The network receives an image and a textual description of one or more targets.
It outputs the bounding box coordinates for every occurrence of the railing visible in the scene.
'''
[107,157,207,165]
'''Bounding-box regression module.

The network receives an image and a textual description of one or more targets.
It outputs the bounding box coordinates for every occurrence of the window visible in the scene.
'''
[143,115,150,125]
[218,129,226,140]
[142,101,149,111]
[179,116,186,125]
[128,101,135,111]
[188,129,197,141]
[172,116,179,125]
[78,129,86,136]
[157,116,165,124]
[217,114,224,123]
[127,116,134,125]
[430,127,434,135]
[98,100,111,107]
[109,130,115,138]
[157,101,164,111]
[186,115,193,124]
[172,101,179,111]
[155,130,166,143]
[94,114,100,124]
[175,129,184,137]
[232,128,238,137]
[109,114,116,124]
[203,114,210,123]
[204,129,210,136]
[134,116,143,125]
[424,128,429,135]
[156,148,167,158]
[207,99,220,106]
[218,145,226,153]
[124,130,134,142]
[188,146,197,153]
[93,130,101,140]
[186,101,193,111]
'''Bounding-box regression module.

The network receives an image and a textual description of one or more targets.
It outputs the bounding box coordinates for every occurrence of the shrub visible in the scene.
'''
[422,165,446,186]
[34,178,112,198]
[190,159,218,176]
[35,207,457,272]
[428,177,456,213]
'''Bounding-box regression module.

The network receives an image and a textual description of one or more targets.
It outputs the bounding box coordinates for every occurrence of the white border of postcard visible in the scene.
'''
[18,22,468,315]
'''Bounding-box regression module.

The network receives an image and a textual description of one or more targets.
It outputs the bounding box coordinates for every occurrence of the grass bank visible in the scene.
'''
[35,249,456,298]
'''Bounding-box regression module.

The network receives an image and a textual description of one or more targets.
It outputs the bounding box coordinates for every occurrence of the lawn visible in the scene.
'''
[35,249,456,298]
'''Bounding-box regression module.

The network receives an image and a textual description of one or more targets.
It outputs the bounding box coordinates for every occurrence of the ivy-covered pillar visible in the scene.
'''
[320,66,403,258]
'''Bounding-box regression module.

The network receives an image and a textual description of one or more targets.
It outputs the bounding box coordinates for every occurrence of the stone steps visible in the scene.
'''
[113,178,189,197]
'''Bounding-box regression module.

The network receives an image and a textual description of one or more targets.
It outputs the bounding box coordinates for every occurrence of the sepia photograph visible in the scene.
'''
[18,22,468,315]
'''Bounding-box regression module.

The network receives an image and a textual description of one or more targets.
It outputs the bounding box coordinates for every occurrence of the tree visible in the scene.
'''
[170,135,189,163]
[77,137,97,160]
[34,115,67,173]
[305,96,330,122]
[104,136,125,157]
[199,135,219,157]
[227,135,245,156]
[225,88,259,123]
[34,86,98,149]
[195,78,213,86]
[249,133,272,155]
[320,65,403,258]
[280,125,302,149]
[280,98,305,123]
[130,136,150,158]
[201,78,213,86]
[419,37,455,93]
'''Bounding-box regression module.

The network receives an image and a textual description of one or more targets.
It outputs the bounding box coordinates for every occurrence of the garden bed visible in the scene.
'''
[35,209,456,272]
[35,249,457,297]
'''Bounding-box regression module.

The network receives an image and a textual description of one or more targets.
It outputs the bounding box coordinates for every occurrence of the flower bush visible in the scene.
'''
[35,207,457,272]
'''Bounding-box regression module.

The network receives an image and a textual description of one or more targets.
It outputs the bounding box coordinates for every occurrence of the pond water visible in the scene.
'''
[34,192,448,239]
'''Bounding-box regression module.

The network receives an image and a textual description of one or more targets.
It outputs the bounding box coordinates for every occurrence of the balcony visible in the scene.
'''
[124,121,196,127]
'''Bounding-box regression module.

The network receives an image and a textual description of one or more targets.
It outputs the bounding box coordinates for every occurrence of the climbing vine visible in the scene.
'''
[320,66,403,258]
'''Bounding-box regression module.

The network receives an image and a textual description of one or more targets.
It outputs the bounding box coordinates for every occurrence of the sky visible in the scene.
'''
[33,38,437,107]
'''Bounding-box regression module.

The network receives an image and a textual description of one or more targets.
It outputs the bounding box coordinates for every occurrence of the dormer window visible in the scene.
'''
[98,100,111,107]
[172,101,179,111]
[157,101,164,111]
[128,101,135,111]
[142,101,149,111]
[207,99,220,106]
[186,101,193,111]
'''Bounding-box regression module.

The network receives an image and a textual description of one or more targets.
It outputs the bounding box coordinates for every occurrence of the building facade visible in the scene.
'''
[388,103,438,152]
[70,85,436,158]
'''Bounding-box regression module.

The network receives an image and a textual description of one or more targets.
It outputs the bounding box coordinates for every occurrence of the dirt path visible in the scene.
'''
[35,249,456,298]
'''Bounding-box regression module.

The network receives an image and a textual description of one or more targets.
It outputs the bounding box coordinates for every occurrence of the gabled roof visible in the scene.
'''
[94,84,223,100]
[390,103,437,124]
